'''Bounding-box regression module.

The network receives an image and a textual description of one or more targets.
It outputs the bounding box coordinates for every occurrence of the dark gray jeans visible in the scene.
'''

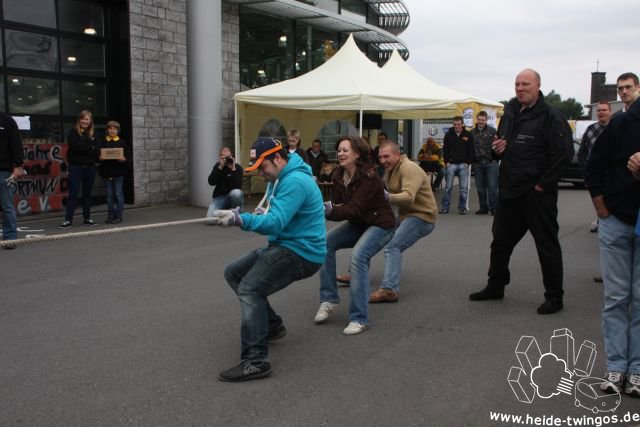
[224,245,321,361]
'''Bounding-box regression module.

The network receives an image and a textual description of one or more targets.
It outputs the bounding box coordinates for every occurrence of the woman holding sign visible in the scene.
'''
[59,110,100,228]
[99,121,129,224]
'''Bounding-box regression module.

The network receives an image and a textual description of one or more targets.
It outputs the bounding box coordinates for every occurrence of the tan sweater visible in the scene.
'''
[385,155,438,224]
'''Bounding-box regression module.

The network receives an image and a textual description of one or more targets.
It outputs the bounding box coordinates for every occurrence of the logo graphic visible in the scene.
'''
[428,127,438,136]
[508,328,621,414]
[462,107,474,128]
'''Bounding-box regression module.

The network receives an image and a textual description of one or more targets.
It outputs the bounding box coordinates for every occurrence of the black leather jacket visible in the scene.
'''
[496,93,573,199]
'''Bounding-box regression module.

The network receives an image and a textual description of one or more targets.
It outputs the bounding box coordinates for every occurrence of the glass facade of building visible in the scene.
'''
[0,0,131,215]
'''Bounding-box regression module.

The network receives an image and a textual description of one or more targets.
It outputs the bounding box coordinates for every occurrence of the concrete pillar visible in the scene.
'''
[187,0,222,207]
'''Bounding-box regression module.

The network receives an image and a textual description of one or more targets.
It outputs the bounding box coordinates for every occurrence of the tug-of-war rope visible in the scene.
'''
[0,217,218,249]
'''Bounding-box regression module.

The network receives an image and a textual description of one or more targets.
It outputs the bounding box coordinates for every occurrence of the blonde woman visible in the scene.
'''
[59,110,100,228]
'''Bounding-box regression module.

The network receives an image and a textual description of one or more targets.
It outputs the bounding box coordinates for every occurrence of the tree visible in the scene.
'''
[545,90,584,119]
[500,91,585,119]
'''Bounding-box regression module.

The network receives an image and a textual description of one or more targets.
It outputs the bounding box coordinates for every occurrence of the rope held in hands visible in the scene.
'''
[0,217,218,249]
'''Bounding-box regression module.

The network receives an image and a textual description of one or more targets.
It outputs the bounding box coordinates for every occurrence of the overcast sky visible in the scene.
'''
[401,0,640,105]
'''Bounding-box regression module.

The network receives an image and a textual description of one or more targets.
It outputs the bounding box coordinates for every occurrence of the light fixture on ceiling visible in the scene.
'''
[67,56,77,63]
[278,34,287,48]
[83,27,97,35]
[11,78,20,84]
[257,69,266,78]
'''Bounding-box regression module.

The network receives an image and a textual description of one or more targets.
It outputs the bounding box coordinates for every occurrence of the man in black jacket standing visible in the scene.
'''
[469,69,572,314]
[585,72,640,396]
[0,112,24,248]
[440,116,474,214]
[206,147,244,217]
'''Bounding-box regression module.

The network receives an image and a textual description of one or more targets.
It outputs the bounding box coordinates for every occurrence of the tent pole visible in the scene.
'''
[359,108,363,137]
[234,100,239,161]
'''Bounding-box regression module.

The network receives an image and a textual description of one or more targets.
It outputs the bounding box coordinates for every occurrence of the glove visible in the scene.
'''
[211,207,242,227]
[323,201,333,217]
[383,189,390,202]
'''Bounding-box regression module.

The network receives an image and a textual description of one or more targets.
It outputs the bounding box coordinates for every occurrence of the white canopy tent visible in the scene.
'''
[233,34,502,163]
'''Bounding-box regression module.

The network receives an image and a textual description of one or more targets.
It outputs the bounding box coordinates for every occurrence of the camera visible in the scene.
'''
[224,157,234,166]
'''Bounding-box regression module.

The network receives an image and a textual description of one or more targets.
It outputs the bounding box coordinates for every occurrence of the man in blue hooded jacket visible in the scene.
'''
[210,137,326,382]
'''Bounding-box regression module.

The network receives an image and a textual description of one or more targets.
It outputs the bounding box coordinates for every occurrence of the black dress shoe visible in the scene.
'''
[267,324,287,341]
[475,209,489,215]
[218,360,272,382]
[469,285,504,301]
[537,300,563,314]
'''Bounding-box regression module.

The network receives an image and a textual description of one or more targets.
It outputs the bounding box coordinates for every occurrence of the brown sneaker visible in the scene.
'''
[336,274,351,286]
[369,288,399,303]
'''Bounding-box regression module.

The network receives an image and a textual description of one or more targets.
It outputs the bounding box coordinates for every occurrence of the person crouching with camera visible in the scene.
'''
[206,147,244,217]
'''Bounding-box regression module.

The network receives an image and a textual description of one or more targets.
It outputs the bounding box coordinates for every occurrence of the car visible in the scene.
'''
[560,140,585,187]
[574,377,621,414]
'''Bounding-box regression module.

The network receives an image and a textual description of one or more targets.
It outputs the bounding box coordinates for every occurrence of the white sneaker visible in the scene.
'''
[342,322,368,335]
[314,302,338,323]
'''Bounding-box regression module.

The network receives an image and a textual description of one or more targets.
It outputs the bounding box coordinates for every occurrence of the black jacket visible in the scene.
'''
[0,113,23,171]
[496,93,573,199]
[306,148,328,177]
[208,163,243,198]
[442,128,474,164]
[99,137,130,178]
[66,128,100,165]
[471,125,497,163]
[585,99,640,225]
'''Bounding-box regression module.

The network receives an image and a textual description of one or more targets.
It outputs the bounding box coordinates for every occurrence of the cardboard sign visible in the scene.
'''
[100,147,124,160]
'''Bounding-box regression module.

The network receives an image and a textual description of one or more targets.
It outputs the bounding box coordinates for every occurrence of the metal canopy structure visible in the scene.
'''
[224,0,410,60]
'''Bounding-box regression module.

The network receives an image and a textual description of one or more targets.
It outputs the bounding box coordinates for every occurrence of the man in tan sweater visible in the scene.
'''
[370,140,438,303]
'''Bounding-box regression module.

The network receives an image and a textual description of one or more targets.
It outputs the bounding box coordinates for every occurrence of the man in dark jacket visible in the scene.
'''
[206,147,243,217]
[471,111,499,214]
[306,139,328,179]
[0,113,24,248]
[585,72,640,397]
[440,116,474,214]
[469,69,572,314]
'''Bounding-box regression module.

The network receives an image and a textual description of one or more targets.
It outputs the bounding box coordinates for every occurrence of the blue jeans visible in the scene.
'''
[224,245,321,362]
[598,215,640,374]
[441,163,470,211]
[65,163,96,222]
[381,216,435,292]
[319,222,394,324]
[104,176,124,219]
[0,170,17,240]
[473,161,499,211]
[206,189,244,217]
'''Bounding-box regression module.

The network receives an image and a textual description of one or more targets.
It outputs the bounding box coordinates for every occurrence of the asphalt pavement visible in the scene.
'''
[2,184,639,426]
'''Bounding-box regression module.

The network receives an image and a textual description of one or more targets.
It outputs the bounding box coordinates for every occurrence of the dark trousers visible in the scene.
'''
[65,163,96,222]
[488,189,564,301]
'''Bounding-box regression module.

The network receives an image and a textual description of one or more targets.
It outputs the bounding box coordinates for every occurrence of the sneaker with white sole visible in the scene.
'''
[314,302,338,323]
[600,371,625,393]
[342,322,368,335]
[625,373,640,397]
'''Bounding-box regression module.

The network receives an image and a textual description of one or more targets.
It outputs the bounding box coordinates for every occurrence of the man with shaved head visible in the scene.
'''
[469,68,573,314]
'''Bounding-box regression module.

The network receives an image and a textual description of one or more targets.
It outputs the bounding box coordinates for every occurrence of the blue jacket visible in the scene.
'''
[240,153,327,264]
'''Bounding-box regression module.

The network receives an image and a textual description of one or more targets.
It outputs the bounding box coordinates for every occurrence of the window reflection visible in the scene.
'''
[62,81,106,116]
[0,77,4,112]
[3,0,56,28]
[58,0,104,36]
[19,120,62,144]
[60,39,105,76]
[8,76,60,114]
[240,11,293,88]
[5,30,58,72]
